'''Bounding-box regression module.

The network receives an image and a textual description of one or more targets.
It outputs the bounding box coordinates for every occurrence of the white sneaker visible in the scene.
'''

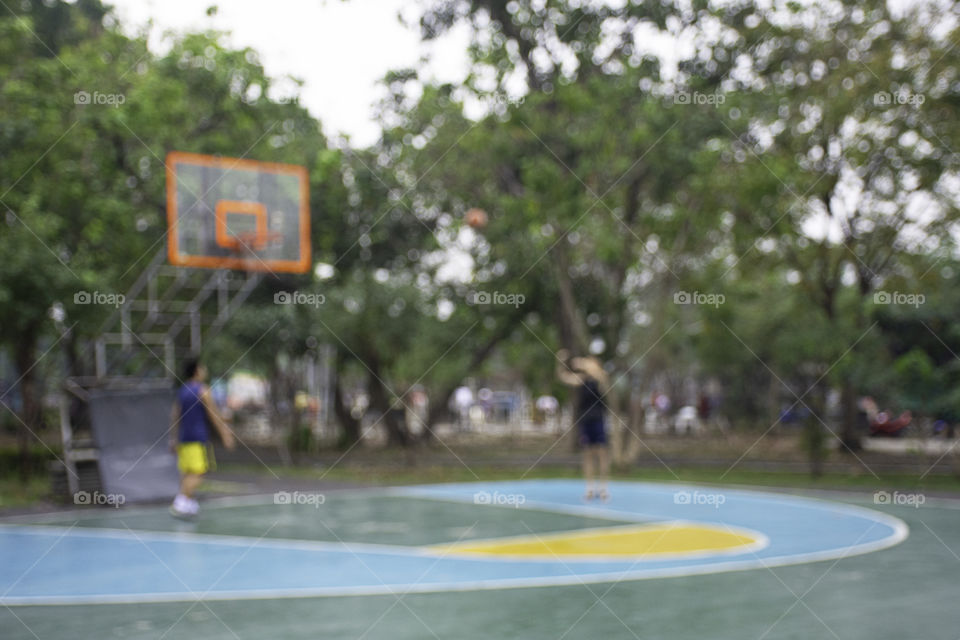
[170,494,195,520]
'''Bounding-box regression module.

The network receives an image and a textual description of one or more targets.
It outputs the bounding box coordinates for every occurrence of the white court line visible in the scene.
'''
[0,485,398,524]
[0,523,440,558]
[388,479,920,526]
[0,524,907,607]
[0,480,910,606]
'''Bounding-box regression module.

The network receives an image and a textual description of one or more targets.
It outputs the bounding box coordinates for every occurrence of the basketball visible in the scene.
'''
[465,207,488,229]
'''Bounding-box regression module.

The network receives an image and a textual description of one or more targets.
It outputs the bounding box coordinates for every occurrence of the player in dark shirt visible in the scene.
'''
[557,350,610,501]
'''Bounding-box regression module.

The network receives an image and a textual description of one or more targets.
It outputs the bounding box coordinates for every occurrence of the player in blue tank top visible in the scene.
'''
[178,380,211,443]
[169,360,235,518]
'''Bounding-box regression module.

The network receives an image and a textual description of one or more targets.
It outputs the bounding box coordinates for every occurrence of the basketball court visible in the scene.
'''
[14,149,958,639]
[4,1,958,637]
[2,479,958,638]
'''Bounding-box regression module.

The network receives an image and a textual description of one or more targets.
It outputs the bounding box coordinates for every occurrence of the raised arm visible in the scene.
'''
[556,349,583,387]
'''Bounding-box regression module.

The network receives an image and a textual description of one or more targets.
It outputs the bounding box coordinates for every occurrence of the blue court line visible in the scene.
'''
[0,480,907,605]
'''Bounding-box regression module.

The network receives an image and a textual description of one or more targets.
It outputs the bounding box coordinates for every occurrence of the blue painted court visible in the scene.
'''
[1,480,957,639]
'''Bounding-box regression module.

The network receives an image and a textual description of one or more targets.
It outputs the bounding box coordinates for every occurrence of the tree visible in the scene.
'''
[702,0,960,450]
[0,2,326,474]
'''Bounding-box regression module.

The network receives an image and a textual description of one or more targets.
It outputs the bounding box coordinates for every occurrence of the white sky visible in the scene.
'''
[108,0,471,147]
[105,0,946,257]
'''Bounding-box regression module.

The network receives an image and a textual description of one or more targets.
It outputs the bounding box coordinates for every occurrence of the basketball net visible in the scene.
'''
[229,231,283,271]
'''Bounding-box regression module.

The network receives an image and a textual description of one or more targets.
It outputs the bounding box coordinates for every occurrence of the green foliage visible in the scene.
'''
[1,2,324,367]
[4,0,960,456]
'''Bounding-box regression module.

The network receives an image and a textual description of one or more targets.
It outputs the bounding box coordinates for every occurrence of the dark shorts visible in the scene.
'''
[579,417,607,446]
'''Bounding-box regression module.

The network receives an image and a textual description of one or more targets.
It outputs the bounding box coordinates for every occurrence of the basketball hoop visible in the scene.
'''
[166,152,311,273]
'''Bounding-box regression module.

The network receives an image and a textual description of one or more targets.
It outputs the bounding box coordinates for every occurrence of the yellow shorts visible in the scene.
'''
[177,442,213,475]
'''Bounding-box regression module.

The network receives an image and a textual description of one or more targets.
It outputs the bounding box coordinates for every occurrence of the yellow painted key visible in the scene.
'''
[430,523,761,559]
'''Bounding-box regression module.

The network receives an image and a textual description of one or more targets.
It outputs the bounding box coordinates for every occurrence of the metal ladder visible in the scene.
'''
[59,248,264,496]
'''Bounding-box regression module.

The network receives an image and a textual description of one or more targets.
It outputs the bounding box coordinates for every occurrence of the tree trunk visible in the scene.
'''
[13,334,42,482]
[365,361,409,448]
[424,394,452,446]
[551,243,589,354]
[804,383,827,478]
[332,354,361,450]
[838,381,862,454]
[806,420,825,478]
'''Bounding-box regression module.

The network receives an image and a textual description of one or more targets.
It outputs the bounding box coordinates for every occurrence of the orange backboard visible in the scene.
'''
[166,152,311,273]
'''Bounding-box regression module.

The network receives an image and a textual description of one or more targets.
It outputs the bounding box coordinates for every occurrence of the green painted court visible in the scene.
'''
[2,480,958,639]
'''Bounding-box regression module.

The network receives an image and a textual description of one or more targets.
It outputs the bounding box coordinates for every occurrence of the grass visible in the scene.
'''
[0,475,51,508]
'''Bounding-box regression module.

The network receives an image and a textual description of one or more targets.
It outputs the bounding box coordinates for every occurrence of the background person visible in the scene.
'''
[557,349,610,501]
